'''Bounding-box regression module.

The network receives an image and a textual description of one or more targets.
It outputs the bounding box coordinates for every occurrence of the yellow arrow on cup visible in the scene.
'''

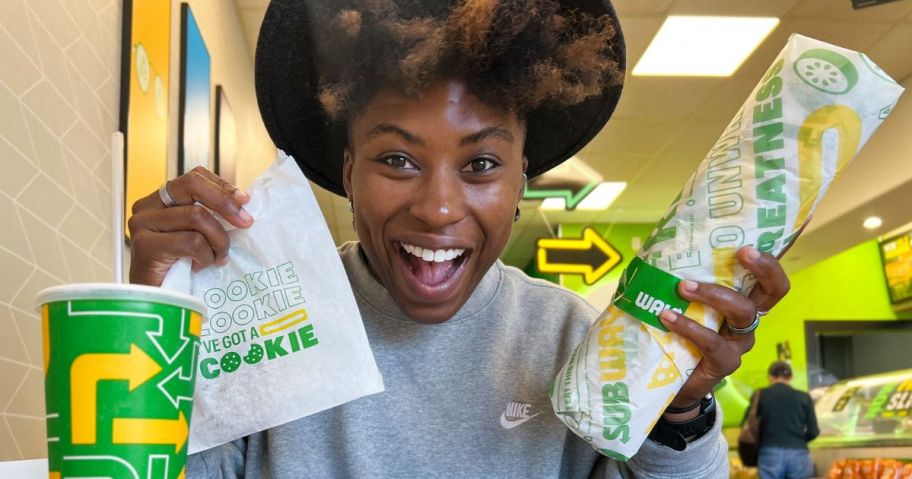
[70,344,162,444]
[112,411,189,453]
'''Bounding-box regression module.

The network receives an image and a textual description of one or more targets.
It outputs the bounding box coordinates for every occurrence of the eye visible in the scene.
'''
[382,154,418,170]
[462,157,500,173]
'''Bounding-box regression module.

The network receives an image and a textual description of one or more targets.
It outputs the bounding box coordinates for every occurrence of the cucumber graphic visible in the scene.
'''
[793,49,858,94]
[135,43,151,94]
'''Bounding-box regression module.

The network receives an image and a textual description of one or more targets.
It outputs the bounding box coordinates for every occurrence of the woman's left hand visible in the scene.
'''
[658,246,790,414]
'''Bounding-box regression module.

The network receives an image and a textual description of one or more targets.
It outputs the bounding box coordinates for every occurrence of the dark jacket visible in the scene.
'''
[757,382,820,449]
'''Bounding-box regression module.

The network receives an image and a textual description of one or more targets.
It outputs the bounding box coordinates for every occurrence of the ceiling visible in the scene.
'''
[233,0,912,272]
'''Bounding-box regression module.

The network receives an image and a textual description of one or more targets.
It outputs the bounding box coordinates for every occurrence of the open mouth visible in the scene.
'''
[396,241,470,288]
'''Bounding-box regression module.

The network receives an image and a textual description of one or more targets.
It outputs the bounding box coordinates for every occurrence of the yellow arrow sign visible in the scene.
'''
[536,227,622,285]
[112,411,189,453]
[70,344,162,444]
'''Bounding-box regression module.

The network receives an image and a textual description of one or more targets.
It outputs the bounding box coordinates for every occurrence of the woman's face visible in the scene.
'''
[343,79,527,324]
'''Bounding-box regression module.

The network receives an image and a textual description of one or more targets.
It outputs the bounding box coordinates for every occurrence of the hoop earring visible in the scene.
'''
[514,208,521,223]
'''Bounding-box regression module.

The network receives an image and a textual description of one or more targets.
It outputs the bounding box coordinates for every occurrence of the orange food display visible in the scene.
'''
[828,459,912,479]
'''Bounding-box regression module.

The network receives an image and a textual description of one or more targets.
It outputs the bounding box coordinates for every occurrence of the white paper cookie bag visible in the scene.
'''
[163,152,384,453]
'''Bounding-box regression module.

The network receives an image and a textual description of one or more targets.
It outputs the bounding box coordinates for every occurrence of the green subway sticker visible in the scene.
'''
[611,257,690,331]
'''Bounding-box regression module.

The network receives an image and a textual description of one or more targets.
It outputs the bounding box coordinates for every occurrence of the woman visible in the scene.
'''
[129,0,790,477]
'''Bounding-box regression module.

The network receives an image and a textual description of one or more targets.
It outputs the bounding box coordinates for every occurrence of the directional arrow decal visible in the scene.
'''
[146,309,192,365]
[523,181,599,210]
[70,344,162,444]
[536,227,622,285]
[112,411,189,453]
[157,362,194,409]
[522,158,603,210]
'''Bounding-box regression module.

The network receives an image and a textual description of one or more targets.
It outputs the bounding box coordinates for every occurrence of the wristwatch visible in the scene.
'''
[647,394,716,451]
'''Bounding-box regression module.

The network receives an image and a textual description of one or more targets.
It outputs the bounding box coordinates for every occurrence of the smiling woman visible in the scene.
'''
[126,0,793,477]
[344,80,528,323]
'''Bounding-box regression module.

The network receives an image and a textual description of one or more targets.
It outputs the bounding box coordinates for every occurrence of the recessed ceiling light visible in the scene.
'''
[633,16,779,77]
[576,182,627,210]
[540,182,626,211]
[539,198,568,210]
[863,216,883,229]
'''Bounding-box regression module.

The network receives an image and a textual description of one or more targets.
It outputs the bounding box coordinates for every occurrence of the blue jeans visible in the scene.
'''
[758,447,813,479]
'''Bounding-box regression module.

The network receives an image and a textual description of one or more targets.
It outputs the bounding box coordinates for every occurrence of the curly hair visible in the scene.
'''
[309,0,624,122]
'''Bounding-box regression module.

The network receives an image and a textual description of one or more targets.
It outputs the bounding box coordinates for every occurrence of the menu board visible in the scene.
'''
[814,369,912,447]
[881,231,912,305]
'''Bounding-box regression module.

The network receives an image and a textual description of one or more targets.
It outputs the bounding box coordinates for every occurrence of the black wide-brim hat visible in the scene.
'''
[255,0,626,197]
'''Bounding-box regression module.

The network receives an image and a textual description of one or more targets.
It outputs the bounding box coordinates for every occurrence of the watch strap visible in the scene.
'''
[648,395,716,451]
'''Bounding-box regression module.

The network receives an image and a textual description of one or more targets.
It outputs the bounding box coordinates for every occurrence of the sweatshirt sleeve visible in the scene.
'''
[186,438,247,479]
[804,394,820,442]
[601,403,729,479]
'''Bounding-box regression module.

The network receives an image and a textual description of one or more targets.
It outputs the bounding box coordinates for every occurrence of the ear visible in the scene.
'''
[517,156,529,204]
[342,148,354,200]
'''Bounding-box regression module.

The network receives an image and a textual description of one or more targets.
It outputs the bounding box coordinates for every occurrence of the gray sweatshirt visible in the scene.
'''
[187,242,728,478]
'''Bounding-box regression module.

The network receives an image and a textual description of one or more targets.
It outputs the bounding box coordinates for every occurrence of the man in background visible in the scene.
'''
[757,361,820,479]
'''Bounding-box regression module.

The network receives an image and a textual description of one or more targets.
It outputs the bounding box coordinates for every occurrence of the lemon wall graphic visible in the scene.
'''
[37,284,205,479]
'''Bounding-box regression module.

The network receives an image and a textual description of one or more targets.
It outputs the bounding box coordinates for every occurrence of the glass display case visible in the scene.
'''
[814,369,912,448]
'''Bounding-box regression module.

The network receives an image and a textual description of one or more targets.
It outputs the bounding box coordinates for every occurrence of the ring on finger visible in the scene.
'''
[727,309,767,335]
[159,182,178,208]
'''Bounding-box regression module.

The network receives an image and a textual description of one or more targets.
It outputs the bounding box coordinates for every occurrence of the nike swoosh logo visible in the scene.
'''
[500,411,541,429]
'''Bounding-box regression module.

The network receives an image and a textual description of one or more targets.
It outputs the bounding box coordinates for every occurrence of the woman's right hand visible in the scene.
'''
[128,166,254,286]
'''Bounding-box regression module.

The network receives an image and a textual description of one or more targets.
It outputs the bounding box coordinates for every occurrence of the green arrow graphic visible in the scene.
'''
[523,181,599,210]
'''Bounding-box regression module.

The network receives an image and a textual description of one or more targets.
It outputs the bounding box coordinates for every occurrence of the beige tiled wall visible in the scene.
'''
[0,0,120,460]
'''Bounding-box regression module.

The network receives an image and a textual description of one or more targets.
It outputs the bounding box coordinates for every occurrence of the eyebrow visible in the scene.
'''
[365,123,515,148]
[459,126,515,146]
[365,123,425,146]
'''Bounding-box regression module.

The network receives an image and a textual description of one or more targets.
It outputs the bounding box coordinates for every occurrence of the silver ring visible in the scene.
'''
[158,182,178,208]
[727,309,767,336]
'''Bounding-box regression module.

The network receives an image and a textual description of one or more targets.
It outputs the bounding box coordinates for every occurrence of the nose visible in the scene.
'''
[408,167,466,229]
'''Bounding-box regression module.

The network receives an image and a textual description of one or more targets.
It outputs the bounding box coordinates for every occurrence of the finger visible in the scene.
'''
[659,309,723,353]
[152,230,216,268]
[661,309,749,403]
[673,360,733,408]
[129,230,217,285]
[133,167,252,228]
[737,246,790,313]
[129,205,231,264]
[676,278,757,330]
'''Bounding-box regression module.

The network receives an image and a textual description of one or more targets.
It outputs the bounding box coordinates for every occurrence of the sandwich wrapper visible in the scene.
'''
[162,152,384,454]
[550,34,904,460]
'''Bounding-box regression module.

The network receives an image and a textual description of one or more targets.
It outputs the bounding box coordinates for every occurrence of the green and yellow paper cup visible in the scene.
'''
[35,284,205,479]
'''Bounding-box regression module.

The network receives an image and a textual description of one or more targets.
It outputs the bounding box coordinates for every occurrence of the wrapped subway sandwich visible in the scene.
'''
[550,34,905,459]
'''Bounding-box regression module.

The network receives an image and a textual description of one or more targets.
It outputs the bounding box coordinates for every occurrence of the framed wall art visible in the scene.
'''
[119,0,171,232]
[178,2,211,174]
[214,85,237,184]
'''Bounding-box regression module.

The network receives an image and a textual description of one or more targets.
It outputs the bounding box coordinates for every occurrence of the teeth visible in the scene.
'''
[402,243,465,263]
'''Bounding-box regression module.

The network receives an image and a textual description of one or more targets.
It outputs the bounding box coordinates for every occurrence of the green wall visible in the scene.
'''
[733,240,911,393]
